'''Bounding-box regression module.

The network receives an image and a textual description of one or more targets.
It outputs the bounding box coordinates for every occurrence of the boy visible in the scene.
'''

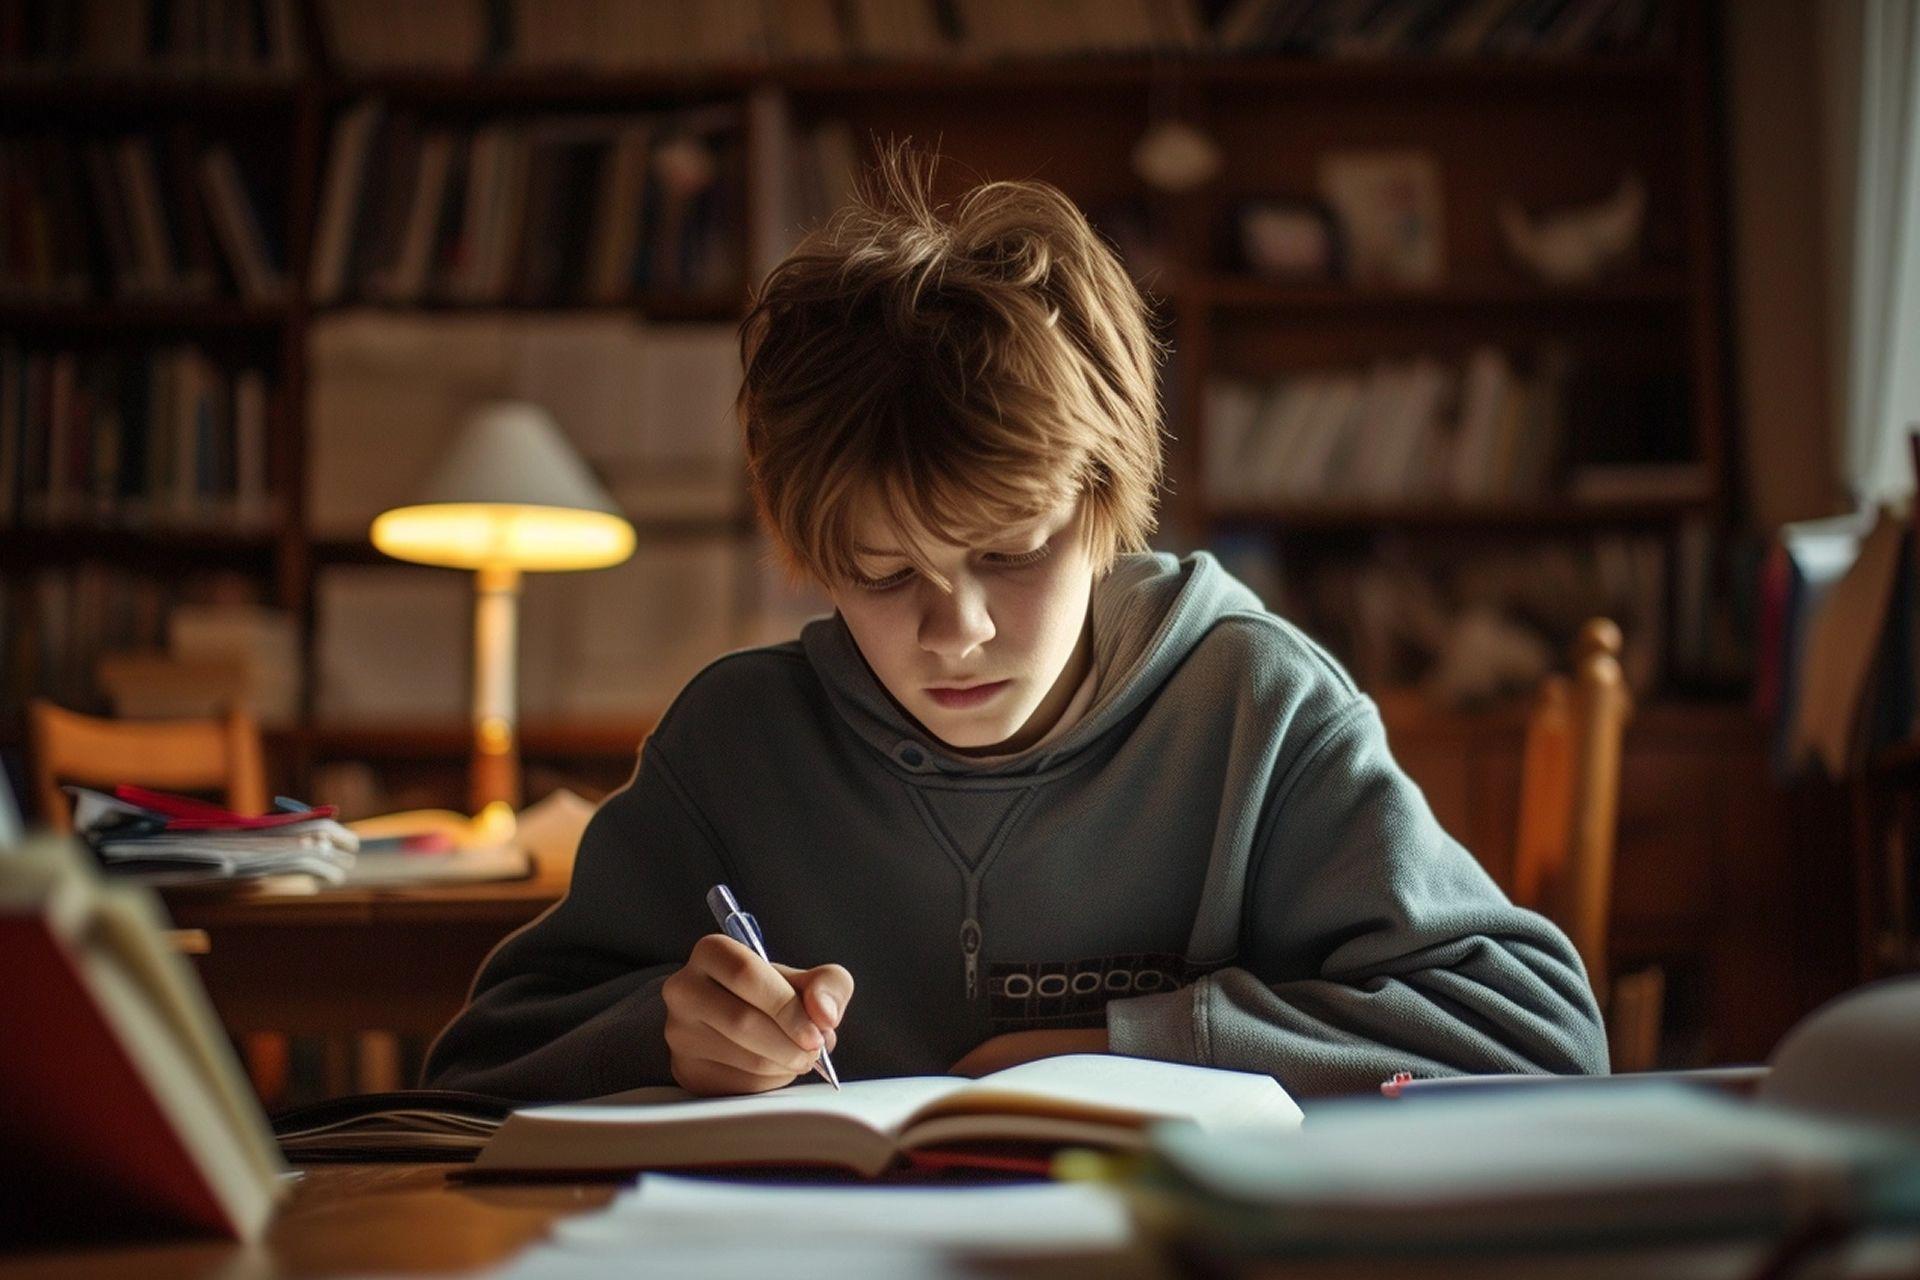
[424,145,1608,1100]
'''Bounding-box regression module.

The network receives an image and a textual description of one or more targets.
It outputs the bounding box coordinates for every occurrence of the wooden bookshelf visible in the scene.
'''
[0,0,1731,790]
[2,0,1853,1073]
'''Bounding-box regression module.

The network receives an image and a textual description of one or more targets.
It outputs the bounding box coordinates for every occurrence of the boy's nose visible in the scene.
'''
[919,581,995,660]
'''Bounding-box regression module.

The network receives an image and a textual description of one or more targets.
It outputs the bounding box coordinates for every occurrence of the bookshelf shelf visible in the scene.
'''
[1206,498,1711,532]
[0,525,280,568]
[0,300,297,333]
[319,54,1683,105]
[310,295,745,322]
[0,75,303,112]
[1198,52,1682,92]
[1190,273,1691,314]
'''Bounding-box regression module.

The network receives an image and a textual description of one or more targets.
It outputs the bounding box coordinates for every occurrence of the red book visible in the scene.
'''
[113,784,337,831]
[0,837,286,1243]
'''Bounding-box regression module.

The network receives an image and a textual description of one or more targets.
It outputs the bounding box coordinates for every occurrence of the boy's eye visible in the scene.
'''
[986,544,1051,570]
[852,567,914,592]
[849,543,1049,592]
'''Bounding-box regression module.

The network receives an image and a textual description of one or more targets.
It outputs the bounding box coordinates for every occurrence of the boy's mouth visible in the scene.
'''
[926,680,1011,710]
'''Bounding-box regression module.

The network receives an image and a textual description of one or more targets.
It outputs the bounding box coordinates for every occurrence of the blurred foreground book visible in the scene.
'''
[0,834,287,1243]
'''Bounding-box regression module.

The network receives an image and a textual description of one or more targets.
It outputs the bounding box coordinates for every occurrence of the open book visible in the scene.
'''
[0,834,287,1242]
[475,1054,1302,1178]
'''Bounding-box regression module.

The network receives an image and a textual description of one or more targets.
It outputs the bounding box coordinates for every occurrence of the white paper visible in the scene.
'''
[556,1176,1131,1253]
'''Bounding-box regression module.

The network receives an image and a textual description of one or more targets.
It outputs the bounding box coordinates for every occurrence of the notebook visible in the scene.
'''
[0,833,288,1242]
[474,1054,1302,1178]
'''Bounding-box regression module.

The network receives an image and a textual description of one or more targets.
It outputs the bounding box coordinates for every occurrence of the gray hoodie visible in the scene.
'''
[424,551,1609,1099]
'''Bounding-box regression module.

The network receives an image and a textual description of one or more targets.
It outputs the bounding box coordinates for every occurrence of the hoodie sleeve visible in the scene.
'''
[1106,698,1611,1095]
[420,741,730,1100]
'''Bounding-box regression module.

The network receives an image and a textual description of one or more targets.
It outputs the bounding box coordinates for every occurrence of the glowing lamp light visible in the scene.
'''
[371,401,634,812]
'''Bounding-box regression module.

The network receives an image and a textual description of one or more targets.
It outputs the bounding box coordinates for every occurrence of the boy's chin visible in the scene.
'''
[921,706,1032,752]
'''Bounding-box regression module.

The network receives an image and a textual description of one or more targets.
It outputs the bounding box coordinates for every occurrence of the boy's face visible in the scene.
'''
[828,496,1095,755]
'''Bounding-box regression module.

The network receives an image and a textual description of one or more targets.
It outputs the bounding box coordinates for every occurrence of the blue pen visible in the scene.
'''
[705,884,841,1090]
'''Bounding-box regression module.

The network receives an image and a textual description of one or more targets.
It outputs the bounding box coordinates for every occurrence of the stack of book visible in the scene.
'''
[315,0,1207,72]
[1204,345,1571,508]
[0,342,274,529]
[0,565,265,741]
[1206,345,1702,511]
[0,136,286,304]
[310,101,744,307]
[69,786,357,885]
[0,0,306,78]
[1213,0,1671,58]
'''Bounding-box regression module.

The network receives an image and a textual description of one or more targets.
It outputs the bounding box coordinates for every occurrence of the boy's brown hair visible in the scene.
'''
[735,140,1167,590]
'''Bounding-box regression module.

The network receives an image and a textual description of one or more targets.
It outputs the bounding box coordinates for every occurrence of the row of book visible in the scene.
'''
[0,563,263,732]
[0,343,275,530]
[318,0,1208,71]
[1213,529,1670,703]
[317,0,1667,71]
[1205,347,1704,509]
[312,101,744,306]
[0,135,287,303]
[1215,0,1671,57]
[0,0,304,77]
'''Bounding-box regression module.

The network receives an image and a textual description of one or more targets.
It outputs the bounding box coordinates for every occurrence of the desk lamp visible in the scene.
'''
[371,401,634,817]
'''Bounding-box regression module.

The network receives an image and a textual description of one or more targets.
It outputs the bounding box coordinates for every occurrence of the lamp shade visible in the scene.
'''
[371,401,636,572]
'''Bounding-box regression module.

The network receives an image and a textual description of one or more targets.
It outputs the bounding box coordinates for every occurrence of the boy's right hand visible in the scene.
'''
[662,933,853,1096]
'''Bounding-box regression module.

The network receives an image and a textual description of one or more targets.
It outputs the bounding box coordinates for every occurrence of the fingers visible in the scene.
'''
[674,1016,817,1082]
[778,962,855,1034]
[665,938,854,1098]
[693,934,824,1050]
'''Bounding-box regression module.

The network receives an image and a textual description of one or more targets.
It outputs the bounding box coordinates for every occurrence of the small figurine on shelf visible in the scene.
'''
[1316,150,1446,287]
[1499,173,1647,285]
[1131,119,1222,194]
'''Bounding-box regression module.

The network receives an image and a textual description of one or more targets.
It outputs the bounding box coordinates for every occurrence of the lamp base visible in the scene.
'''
[470,723,521,815]
[470,565,522,814]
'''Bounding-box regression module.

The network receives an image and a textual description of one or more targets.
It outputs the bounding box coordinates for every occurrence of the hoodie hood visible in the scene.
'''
[800,550,1264,779]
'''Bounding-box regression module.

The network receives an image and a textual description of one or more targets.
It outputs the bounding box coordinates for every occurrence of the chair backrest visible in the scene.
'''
[1512,618,1633,1003]
[29,699,268,834]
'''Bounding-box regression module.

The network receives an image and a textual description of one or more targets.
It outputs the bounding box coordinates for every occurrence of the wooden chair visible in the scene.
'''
[29,699,269,834]
[1512,619,1664,1072]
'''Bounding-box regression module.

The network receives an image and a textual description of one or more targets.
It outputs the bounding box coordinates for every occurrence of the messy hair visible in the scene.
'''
[735,138,1167,591]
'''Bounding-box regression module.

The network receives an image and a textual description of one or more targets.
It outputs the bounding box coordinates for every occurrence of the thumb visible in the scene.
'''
[780,963,853,1029]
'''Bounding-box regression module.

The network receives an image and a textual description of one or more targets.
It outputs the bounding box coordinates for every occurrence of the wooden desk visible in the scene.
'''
[159,882,561,1039]
[4,1165,1913,1280]
[0,1165,1164,1279]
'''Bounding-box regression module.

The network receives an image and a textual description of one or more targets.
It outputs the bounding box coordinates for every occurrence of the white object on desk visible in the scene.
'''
[339,844,534,888]
[557,1177,1131,1253]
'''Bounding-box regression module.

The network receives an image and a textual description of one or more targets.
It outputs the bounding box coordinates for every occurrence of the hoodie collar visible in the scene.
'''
[800,550,1261,779]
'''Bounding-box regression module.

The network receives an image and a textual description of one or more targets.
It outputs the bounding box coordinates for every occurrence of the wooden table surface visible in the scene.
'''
[0,1165,1166,1279]
[158,881,562,1039]
[3,1164,1915,1280]
[0,1165,615,1279]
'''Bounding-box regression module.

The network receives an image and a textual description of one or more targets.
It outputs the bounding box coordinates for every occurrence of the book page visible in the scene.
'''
[915,1054,1303,1133]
